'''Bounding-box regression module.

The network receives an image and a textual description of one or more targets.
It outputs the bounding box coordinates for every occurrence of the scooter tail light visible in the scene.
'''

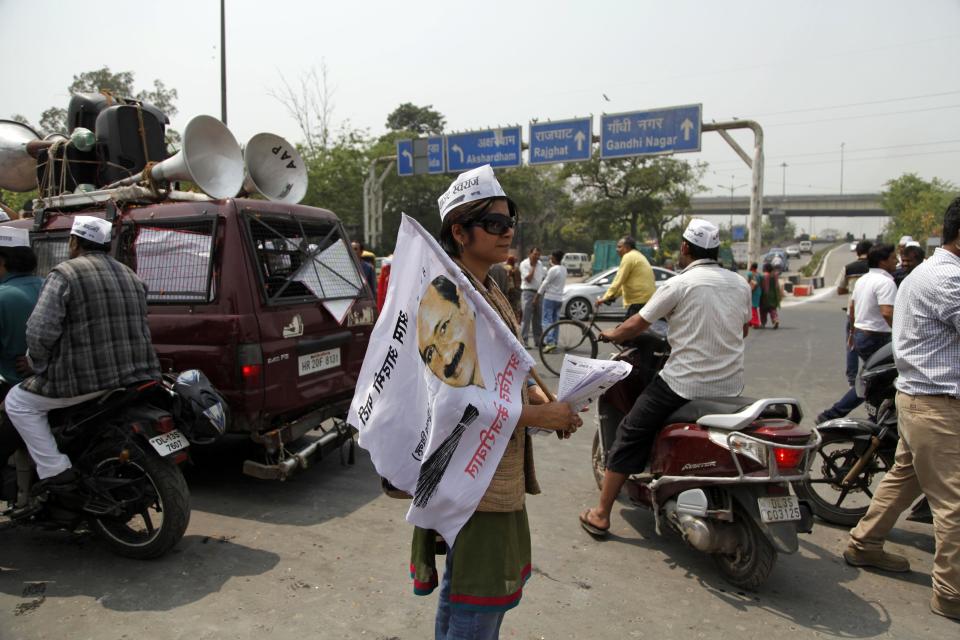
[155,416,176,434]
[774,447,804,470]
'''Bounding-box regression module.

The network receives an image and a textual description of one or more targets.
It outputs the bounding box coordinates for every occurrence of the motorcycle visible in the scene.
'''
[591,328,819,589]
[793,343,932,526]
[1,370,227,559]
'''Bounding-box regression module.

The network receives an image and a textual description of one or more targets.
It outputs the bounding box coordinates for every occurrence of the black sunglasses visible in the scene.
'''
[466,214,516,236]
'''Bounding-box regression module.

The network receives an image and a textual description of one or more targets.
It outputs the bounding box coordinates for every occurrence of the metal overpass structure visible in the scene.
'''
[691,193,885,218]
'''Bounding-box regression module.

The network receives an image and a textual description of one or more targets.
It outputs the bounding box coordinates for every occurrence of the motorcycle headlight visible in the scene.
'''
[708,430,768,466]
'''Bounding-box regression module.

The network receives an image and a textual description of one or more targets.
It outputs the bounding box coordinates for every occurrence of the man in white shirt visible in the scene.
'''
[844,202,960,621]
[579,219,751,536]
[816,244,898,423]
[519,247,545,348]
[535,250,567,352]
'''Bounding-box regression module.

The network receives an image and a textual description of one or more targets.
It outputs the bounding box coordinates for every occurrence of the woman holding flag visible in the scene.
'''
[411,165,582,639]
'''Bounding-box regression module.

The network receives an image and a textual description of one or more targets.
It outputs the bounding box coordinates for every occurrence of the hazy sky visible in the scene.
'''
[2,0,958,235]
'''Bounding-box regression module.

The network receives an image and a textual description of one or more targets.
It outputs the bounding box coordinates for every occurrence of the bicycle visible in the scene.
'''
[538,311,603,376]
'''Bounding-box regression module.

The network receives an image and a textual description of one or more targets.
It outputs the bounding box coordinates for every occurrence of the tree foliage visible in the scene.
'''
[562,153,706,256]
[385,103,445,135]
[882,173,957,246]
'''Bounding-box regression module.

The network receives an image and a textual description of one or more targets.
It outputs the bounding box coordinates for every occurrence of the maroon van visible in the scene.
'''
[14,198,376,479]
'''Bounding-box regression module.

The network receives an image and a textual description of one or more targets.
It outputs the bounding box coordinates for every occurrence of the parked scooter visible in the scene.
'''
[0,370,227,559]
[592,328,819,589]
[794,343,932,526]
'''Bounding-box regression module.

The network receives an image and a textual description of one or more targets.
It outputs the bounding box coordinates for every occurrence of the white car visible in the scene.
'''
[561,252,591,276]
[786,245,801,258]
[561,266,676,320]
[799,240,813,254]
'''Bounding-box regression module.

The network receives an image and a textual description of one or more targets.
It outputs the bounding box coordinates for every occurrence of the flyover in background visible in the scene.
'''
[691,193,884,218]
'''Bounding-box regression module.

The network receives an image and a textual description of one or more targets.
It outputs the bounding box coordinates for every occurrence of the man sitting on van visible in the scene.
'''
[596,236,655,319]
[6,217,161,492]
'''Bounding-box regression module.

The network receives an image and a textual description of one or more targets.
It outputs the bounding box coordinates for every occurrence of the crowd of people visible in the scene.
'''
[2,157,956,637]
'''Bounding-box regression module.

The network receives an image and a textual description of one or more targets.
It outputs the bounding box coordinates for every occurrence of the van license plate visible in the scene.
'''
[148,430,189,456]
[299,348,341,376]
[757,496,801,523]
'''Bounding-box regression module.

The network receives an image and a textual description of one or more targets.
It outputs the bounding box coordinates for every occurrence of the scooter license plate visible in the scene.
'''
[148,430,189,456]
[757,496,801,523]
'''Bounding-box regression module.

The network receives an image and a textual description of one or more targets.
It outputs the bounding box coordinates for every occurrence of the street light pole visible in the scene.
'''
[840,142,845,194]
[781,162,787,198]
[220,0,227,125]
[718,176,748,238]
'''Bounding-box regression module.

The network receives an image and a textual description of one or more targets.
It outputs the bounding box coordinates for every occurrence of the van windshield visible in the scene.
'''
[244,212,364,305]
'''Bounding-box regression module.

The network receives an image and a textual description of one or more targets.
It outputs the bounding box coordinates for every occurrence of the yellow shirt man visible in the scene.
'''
[597,239,655,318]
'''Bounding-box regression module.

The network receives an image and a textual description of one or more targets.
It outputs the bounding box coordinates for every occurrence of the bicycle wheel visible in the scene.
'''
[538,320,598,376]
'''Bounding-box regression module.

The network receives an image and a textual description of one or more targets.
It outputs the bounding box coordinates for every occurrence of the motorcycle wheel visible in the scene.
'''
[88,449,190,559]
[590,430,605,490]
[793,433,892,527]
[712,513,776,590]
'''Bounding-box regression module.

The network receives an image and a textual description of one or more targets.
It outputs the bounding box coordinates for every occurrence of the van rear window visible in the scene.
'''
[118,218,217,304]
[244,212,364,304]
[32,233,71,278]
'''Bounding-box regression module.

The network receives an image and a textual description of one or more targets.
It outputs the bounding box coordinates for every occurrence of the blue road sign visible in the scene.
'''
[528,117,592,165]
[427,136,444,174]
[600,104,702,160]
[396,139,414,176]
[445,127,522,172]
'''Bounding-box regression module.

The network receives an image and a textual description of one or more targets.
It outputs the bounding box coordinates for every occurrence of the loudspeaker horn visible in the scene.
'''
[0,119,41,191]
[106,115,244,199]
[242,133,307,204]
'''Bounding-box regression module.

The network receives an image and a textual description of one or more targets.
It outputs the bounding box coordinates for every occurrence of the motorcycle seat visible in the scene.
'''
[665,397,758,425]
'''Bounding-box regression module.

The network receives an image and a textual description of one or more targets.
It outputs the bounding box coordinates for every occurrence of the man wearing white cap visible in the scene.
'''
[5,216,160,492]
[580,218,752,536]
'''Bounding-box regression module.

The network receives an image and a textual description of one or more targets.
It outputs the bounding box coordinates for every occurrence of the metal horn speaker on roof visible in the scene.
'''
[0,119,41,191]
[105,115,244,199]
[242,133,307,204]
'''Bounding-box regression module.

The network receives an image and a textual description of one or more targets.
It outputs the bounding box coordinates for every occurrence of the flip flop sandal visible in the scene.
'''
[579,509,609,538]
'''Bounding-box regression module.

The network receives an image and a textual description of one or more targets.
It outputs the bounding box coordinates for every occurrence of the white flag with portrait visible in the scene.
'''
[349,214,534,545]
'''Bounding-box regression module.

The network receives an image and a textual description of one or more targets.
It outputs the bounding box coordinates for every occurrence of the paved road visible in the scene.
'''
[1,296,955,638]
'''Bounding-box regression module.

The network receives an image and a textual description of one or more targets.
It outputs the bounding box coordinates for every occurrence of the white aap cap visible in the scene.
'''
[898,235,914,246]
[0,227,30,248]
[905,240,922,248]
[682,218,721,250]
[437,164,514,221]
[71,216,112,245]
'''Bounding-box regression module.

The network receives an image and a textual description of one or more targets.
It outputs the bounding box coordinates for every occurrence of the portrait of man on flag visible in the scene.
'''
[417,275,485,389]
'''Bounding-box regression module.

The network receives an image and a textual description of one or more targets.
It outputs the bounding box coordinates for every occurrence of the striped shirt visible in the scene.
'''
[893,248,960,398]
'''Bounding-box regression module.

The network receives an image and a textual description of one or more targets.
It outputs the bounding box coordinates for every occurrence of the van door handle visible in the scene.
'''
[296,331,352,355]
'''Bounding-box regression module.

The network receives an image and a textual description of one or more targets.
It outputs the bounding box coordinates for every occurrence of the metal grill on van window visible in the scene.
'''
[118,218,217,304]
[31,234,71,277]
[244,213,363,304]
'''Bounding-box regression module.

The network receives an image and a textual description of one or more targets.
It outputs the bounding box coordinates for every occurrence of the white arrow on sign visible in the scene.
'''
[574,130,586,152]
[401,149,413,166]
[451,144,465,164]
[680,118,694,141]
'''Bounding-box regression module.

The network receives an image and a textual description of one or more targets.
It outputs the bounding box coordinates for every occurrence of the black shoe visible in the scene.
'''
[29,468,78,497]
[815,413,829,425]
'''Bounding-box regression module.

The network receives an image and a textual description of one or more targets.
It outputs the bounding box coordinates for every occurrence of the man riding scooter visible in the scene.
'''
[580,219,752,536]
[5,216,161,496]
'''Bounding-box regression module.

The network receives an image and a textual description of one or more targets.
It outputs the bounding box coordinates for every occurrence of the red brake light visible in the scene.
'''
[774,447,804,470]
[155,416,176,434]
[242,364,262,384]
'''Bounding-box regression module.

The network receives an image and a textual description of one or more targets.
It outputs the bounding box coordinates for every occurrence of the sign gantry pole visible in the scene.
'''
[702,120,765,266]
